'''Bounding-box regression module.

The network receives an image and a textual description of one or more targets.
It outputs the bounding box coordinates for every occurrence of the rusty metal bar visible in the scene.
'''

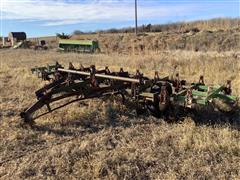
[58,68,141,83]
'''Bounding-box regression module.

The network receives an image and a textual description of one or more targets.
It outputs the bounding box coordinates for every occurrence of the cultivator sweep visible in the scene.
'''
[20,62,238,123]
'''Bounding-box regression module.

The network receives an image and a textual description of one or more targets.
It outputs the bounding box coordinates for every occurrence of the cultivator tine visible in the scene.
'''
[105,66,111,74]
[199,75,205,85]
[120,68,124,73]
[118,68,126,77]
[69,62,75,70]
[90,65,98,87]
[173,73,182,92]
[224,80,232,95]
[154,71,160,82]
[135,69,143,79]
[79,63,84,70]
[185,88,193,108]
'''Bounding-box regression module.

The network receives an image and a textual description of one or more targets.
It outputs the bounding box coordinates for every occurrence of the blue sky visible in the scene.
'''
[0,0,239,37]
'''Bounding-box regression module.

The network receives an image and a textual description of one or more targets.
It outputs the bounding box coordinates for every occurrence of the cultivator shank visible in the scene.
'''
[20,62,238,123]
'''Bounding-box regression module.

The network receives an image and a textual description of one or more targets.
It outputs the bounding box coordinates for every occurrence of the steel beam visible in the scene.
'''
[58,68,141,83]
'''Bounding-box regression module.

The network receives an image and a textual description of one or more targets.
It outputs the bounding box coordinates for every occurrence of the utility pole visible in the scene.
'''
[135,0,138,35]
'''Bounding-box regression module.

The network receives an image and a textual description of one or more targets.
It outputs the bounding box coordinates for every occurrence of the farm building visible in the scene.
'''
[8,32,27,46]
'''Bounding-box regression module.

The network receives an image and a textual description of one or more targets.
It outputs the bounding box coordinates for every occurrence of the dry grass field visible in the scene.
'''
[0,41,240,178]
[72,28,240,53]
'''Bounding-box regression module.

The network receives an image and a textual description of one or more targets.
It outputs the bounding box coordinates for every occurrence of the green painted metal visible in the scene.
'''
[58,39,99,53]
[31,64,57,75]
[176,95,186,102]
[215,94,238,102]
[176,96,206,105]
[174,84,237,107]
[59,39,95,46]
[206,86,224,100]
[195,99,207,105]
[176,89,188,96]
[192,90,208,97]
[197,85,209,91]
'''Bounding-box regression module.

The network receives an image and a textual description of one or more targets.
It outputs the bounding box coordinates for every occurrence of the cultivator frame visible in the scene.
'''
[20,62,238,123]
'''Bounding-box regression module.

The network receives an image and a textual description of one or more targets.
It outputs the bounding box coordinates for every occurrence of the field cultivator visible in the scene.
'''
[20,62,238,123]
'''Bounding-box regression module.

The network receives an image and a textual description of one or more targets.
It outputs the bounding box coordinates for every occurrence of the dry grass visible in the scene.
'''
[0,48,240,179]
[72,29,240,53]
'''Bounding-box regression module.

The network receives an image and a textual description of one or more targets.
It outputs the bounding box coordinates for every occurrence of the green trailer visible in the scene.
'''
[58,39,100,53]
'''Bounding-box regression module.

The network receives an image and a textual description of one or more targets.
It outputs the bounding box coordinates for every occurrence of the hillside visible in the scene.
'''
[24,18,240,53]
[96,18,240,33]
[71,18,240,53]
[72,28,240,53]
[38,28,240,53]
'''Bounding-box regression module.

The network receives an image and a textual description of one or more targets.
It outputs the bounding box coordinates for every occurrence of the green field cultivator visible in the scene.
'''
[20,62,238,123]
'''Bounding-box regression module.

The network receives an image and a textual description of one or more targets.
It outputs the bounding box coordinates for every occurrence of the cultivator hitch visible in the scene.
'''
[21,62,238,123]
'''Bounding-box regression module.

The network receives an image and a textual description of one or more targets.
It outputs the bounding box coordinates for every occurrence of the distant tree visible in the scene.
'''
[107,28,118,33]
[89,18,239,34]
[56,33,70,39]
[146,24,152,32]
[96,30,104,34]
[73,30,84,35]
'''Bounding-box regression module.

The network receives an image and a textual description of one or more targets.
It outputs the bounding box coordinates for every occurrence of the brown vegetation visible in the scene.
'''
[56,28,240,53]
[96,18,240,33]
[0,48,239,179]
[70,18,240,53]
[88,29,240,53]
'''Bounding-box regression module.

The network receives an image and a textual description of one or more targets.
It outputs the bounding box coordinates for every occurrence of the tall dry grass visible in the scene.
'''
[71,28,240,53]
[0,49,239,179]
